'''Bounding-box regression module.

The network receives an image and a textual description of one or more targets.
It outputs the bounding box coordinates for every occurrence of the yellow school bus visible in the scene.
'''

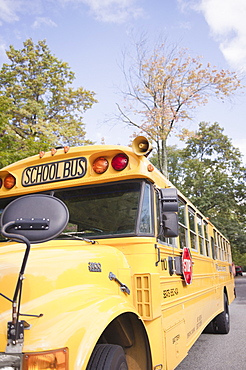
[0,136,235,370]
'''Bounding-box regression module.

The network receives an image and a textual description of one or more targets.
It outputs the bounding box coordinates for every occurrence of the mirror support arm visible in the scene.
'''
[1,221,31,326]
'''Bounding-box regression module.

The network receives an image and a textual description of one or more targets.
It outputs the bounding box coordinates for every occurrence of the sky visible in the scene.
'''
[0,0,246,161]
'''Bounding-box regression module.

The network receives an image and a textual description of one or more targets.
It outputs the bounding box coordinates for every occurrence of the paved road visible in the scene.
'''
[176,276,246,370]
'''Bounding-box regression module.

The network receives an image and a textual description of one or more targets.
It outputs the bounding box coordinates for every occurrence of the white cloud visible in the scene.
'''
[234,137,246,159]
[0,0,43,24]
[0,0,143,26]
[0,40,7,59]
[32,17,57,29]
[0,0,21,23]
[180,0,246,71]
[61,0,144,23]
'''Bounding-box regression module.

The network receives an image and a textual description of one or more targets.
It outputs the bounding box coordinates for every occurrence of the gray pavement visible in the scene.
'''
[176,276,246,369]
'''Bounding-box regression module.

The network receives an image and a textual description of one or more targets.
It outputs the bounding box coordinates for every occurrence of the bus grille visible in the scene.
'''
[135,274,151,319]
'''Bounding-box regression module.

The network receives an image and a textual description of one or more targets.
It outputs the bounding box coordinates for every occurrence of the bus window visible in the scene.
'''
[221,238,226,261]
[204,221,210,256]
[219,236,222,260]
[211,236,216,259]
[213,231,219,259]
[139,183,153,234]
[227,241,232,263]
[178,198,187,249]
[214,230,221,260]
[218,235,222,260]
[188,207,197,250]
[197,215,204,255]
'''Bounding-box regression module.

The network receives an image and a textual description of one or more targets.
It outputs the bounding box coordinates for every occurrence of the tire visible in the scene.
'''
[214,293,230,334]
[203,293,230,334]
[86,344,128,370]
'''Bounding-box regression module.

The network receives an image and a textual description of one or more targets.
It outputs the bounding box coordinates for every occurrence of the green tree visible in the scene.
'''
[118,40,242,176]
[0,38,97,167]
[156,122,246,259]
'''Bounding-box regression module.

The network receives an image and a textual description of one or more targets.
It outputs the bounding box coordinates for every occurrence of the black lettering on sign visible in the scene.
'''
[22,157,87,186]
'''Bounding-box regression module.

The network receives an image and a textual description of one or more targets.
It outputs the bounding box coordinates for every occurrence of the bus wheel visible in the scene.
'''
[86,344,128,370]
[214,293,230,334]
[203,293,230,334]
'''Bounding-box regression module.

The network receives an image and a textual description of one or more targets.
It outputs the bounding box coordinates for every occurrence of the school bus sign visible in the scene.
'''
[182,247,193,285]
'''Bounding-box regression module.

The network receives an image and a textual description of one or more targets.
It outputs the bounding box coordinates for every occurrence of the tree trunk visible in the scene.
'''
[158,139,168,178]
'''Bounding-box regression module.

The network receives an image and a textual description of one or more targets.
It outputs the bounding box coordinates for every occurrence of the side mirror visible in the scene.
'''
[163,213,179,237]
[1,194,69,243]
[160,188,179,237]
[0,194,69,333]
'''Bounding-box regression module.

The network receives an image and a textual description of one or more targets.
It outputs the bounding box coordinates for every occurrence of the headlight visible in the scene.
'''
[23,348,68,370]
[0,353,21,369]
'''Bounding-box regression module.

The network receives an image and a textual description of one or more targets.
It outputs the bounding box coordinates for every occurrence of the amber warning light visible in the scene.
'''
[23,348,68,370]
[93,157,109,174]
[4,174,16,189]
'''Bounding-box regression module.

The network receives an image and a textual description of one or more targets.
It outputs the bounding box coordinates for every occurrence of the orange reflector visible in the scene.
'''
[23,348,68,370]
[93,157,109,174]
[4,174,16,189]
[147,164,154,172]
[111,153,128,171]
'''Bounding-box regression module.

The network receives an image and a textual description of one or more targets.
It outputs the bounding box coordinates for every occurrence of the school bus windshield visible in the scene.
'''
[55,180,153,238]
[0,180,153,241]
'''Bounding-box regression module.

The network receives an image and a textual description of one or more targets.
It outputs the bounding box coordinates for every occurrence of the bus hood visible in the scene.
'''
[0,239,132,353]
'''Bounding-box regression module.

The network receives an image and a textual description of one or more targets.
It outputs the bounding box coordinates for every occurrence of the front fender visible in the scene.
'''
[0,285,142,369]
[73,295,141,369]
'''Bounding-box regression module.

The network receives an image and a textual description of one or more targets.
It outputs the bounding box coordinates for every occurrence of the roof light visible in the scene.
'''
[111,153,128,171]
[147,164,154,172]
[4,174,16,189]
[93,157,109,174]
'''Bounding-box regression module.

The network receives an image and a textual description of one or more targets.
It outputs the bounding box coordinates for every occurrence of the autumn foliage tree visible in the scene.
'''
[118,41,242,176]
[0,38,97,167]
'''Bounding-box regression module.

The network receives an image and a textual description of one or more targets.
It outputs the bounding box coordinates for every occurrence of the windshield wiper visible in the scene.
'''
[59,232,97,244]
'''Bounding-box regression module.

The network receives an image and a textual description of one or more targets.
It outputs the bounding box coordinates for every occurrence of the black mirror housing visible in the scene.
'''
[1,194,69,243]
[163,212,179,237]
[160,188,178,212]
[160,188,179,237]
